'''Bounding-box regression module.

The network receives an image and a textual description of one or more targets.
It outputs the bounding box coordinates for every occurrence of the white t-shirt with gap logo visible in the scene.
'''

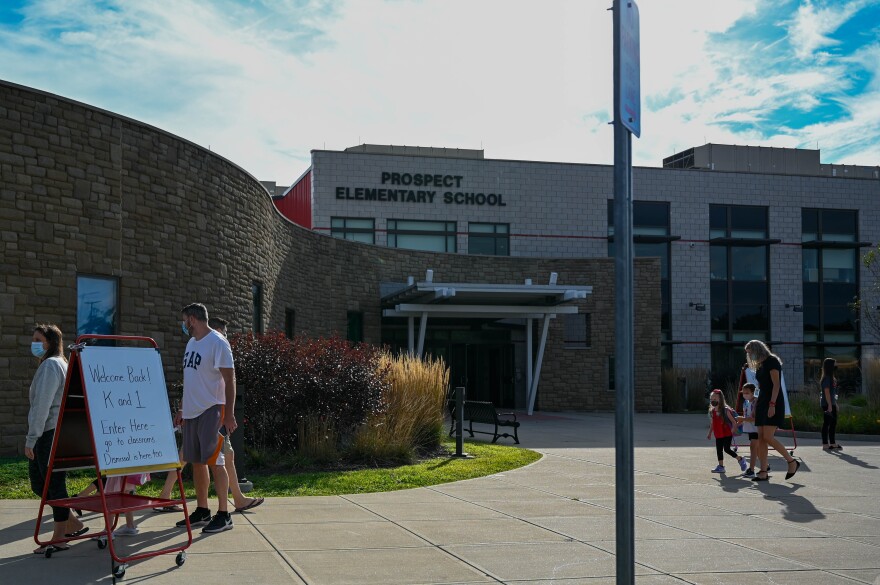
[182,330,234,419]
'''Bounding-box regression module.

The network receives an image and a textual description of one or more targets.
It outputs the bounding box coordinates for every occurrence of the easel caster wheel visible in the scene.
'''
[97,537,108,549]
[113,564,127,579]
[44,547,53,558]
[176,551,187,566]
[789,451,795,457]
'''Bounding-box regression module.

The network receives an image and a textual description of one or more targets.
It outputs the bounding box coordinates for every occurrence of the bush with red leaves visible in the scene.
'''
[230,332,388,451]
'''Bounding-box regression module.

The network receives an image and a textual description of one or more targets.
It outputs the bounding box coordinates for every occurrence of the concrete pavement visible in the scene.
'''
[2,412,879,584]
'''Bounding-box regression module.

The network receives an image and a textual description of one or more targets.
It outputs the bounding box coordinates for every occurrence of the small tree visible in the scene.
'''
[853,244,880,340]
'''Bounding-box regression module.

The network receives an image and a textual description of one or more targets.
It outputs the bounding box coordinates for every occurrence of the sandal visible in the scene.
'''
[65,526,89,538]
[234,497,264,513]
[822,445,832,451]
[152,505,183,513]
[832,444,843,450]
[785,459,801,480]
[751,471,770,482]
[34,544,70,554]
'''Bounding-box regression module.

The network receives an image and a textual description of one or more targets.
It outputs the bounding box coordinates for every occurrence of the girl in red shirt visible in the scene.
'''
[707,389,747,474]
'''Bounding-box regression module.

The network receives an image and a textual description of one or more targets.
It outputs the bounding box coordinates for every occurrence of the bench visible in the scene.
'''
[448,400,520,444]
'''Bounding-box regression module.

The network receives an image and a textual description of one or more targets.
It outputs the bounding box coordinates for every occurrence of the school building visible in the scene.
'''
[272,143,880,394]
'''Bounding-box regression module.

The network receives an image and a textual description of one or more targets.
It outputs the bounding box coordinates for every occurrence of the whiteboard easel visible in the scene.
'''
[35,335,191,582]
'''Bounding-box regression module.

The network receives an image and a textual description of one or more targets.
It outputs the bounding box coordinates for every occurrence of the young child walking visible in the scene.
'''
[707,389,747,474]
[736,383,762,477]
[106,472,150,537]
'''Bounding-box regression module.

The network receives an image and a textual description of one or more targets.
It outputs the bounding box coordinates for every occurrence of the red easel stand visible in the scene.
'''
[34,335,192,582]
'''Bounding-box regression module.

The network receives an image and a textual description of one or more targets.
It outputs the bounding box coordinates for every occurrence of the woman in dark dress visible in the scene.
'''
[744,340,800,482]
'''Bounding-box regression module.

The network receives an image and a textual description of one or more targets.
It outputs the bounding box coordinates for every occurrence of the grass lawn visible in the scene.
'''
[0,439,541,499]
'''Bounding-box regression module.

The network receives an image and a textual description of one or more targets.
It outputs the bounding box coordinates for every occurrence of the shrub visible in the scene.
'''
[350,352,449,464]
[864,357,880,410]
[791,395,880,435]
[231,332,388,454]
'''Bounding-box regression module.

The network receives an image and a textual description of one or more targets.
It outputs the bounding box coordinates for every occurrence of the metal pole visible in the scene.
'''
[613,1,635,583]
[455,386,465,457]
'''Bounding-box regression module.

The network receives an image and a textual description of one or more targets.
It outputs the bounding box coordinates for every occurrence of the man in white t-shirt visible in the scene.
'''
[174,303,237,533]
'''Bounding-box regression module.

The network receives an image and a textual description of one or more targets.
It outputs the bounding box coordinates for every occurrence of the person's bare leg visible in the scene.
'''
[193,463,210,509]
[159,470,178,500]
[763,427,796,474]
[211,464,229,513]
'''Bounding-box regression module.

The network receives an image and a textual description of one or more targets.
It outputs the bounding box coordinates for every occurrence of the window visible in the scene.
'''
[347,311,364,343]
[468,223,509,256]
[801,209,860,385]
[709,205,771,379]
[77,275,118,336]
[387,219,456,252]
[331,217,375,244]
[563,314,591,348]
[252,282,263,333]
[608,200,672,365]
[285,309,295,339]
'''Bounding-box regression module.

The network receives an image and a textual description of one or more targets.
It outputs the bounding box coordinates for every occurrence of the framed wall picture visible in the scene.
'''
[77,275,119,336]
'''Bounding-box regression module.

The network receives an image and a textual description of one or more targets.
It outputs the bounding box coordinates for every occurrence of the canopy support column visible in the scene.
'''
[407,317,415,355]
[527,314,552,415]
[526,318,533,408]
[416,312,428,357]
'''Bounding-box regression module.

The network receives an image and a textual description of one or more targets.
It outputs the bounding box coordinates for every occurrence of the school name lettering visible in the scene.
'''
[335,171,507,207]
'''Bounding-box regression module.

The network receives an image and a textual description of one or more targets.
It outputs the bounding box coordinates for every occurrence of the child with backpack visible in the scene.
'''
[735,383,762,478]
[707,389,747,474]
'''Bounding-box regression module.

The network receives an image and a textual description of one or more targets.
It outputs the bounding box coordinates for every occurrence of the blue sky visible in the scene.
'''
[0,0,877,183]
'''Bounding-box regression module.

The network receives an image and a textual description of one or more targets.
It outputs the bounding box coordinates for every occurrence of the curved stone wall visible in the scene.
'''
[0,80,660,454]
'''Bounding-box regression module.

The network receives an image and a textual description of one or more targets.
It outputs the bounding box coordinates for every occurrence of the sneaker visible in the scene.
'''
[743,468,755,478]
[739,457,748,472]
[710,465,725,473]
[176,507,211,527]
[202,511,233,534]
[113,525,139,537]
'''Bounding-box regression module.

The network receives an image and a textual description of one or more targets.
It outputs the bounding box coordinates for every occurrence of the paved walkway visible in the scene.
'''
[2,413,879,584]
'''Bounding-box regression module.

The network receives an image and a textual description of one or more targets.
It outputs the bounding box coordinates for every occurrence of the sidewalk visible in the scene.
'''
[2,412,879,584]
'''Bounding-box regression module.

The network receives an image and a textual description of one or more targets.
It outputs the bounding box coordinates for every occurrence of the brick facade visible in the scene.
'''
[0,80,660,455]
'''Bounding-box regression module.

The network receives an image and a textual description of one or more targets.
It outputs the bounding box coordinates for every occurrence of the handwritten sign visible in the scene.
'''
[79,346,179,473]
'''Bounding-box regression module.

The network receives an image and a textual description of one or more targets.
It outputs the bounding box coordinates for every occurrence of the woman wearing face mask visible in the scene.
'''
[26,324,87,554]
[744,340,800,482]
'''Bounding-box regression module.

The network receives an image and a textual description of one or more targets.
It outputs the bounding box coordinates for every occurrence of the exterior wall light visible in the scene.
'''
[785,303,804,313]
[688,302,706,312]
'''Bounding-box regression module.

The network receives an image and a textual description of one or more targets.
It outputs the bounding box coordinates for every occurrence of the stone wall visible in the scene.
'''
[0,80,660,454]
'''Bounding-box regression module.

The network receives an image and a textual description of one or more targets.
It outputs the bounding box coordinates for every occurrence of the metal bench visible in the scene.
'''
[449,400,520,444]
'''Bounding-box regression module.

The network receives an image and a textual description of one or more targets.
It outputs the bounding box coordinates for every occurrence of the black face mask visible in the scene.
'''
[710,401,719,407]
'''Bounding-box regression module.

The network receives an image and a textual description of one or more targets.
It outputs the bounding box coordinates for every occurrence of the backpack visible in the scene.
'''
[724,406,742,437]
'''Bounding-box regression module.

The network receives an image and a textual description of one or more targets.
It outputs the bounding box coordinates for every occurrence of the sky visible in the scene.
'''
[0,0,878,185]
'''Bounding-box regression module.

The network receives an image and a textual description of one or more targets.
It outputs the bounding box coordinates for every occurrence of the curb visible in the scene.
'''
[776,430,880,443]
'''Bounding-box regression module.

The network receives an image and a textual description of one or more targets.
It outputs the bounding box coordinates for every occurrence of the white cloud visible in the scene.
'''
[0,0,875,183]
[786,0,876,60]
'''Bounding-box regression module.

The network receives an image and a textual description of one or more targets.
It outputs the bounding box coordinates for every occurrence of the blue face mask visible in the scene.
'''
[31,342,46,358]
[181,320,190,337]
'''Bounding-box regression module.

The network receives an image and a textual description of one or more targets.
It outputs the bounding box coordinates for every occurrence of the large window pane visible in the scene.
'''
[468,223,510,256]
[802,249,819,282]
[331,217,375,244]
[731,305,768,331]
[710,280,728,305]
[730,206,767,238]
[823,306,857,331]
[822,210,857,240]
[822,248,856,282]
[388,219,456,252]
[633,201,669,230]
[710,247,727,280]
[711,304,729,330]
[709,205,727,233]
[823,282,858,306]
[729,281,767,306]
[803,305,820,332]
[801,209,818,241]
[731,246,767,281]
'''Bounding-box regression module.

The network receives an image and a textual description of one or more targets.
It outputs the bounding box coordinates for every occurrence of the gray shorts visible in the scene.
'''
[182,404,226,466]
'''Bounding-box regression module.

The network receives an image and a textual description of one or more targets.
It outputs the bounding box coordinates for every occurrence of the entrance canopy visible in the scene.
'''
[381,271,592,414]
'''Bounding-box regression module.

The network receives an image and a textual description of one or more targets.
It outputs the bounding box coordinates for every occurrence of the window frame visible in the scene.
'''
[387,219,457,253]
[467,222,510,256]
[330,216,375,244]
